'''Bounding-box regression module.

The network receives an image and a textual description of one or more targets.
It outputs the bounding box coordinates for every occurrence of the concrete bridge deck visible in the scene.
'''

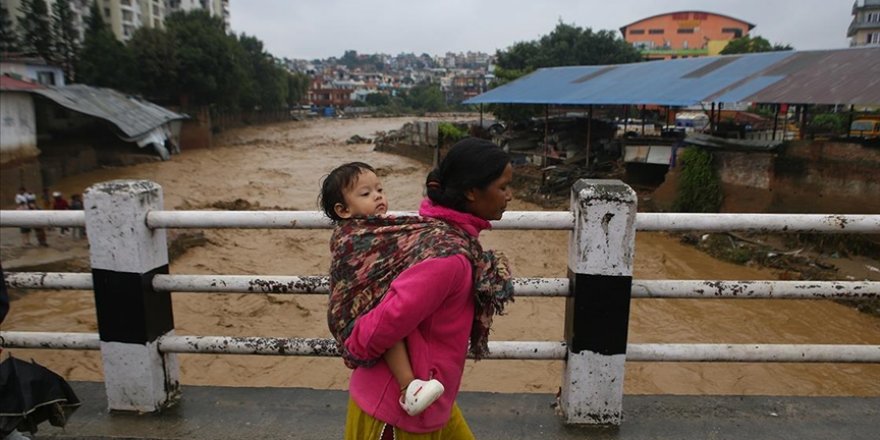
[27,382,880,440]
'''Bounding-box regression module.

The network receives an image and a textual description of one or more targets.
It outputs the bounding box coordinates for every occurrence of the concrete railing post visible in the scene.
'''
[84,180,179,412]
[561,179,637,425]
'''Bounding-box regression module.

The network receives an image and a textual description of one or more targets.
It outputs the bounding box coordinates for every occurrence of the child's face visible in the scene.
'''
[334,170,388,219]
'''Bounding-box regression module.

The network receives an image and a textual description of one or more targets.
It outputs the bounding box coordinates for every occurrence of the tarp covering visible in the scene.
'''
[465,47,880,107]
[28,84,187,139]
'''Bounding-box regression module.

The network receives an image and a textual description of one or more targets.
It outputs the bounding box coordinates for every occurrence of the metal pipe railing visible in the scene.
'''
[3,210,878,233]
[4,272,878,299]
[3,331,878,363]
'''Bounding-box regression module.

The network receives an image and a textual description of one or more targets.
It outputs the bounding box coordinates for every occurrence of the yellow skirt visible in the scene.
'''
[344,397,475,440]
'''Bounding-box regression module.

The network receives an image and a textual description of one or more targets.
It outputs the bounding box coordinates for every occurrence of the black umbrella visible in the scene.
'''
[0,356,81,436]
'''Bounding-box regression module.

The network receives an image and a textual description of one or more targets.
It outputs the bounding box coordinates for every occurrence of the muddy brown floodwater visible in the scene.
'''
[3,117,880,396]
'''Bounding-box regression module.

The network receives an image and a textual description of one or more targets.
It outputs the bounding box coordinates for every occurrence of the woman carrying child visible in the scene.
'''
[322,138,515,439]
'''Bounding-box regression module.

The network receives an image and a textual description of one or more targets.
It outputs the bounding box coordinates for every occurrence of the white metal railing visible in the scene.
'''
[3,332,878,363]
[1,179,879,425]
[4,272,878,299]
[5,210,879,233]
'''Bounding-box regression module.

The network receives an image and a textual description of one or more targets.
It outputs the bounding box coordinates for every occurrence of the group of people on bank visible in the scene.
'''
[14,187,84,247]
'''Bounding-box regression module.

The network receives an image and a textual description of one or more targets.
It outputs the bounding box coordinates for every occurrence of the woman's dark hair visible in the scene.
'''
[426,137,510,211]
[319,162,376,221]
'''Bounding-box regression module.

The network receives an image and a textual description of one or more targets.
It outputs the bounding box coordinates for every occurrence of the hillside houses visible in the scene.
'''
[285,50,495,111]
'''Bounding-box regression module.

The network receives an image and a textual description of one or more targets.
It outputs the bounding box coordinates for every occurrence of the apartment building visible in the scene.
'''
[848,0,880,46]
[620,11,754,60]
[166,0,228,29]
[2,0,91,42]
[2,0,228,44]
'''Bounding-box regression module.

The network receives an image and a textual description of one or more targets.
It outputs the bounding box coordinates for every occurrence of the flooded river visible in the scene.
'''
[3,117,879,396]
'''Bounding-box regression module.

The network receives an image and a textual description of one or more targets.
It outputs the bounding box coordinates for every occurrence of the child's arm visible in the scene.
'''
[383,340,415,392]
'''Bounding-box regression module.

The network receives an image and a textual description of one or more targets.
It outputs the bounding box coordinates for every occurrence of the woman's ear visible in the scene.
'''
[334,203,352,219]
[464,188,477,202]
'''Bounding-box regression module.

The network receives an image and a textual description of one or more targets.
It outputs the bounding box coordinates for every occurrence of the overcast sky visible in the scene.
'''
[228,0,854,60]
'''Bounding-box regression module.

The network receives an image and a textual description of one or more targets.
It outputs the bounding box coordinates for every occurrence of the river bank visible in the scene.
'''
[2,117,879,396]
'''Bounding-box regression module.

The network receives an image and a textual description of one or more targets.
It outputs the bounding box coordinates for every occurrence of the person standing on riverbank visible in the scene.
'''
[342,138,515,439]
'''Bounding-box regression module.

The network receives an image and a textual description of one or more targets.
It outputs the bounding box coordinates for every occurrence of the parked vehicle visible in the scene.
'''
[849,116,880,139]
[673,112,710,132]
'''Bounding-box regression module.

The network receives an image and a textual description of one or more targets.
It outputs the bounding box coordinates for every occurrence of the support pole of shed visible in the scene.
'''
[717,102,724,130]
[772,105,780,141]
[479,104,483,128]
[847,105,855,138]
[781,104,789,140]
[709,102,716,133]
[801,105,809,140]
[543,105,549,168]
[640,105,646,136]
[623,105,629,133]
[586,105,594,169]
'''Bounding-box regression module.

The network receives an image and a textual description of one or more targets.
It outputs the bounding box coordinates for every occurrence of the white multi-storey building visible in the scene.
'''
[1,0,228,44]
[849,0,880,46]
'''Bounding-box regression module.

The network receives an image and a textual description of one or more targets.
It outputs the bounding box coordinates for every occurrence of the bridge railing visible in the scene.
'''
[1,179,878,425]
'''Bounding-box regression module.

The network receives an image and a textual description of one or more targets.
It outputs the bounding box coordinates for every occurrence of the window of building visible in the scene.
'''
[630,29,645,35]
[103,7,110,17]
[672,12,689,20]
[649,29,664,34]
[722,27,744,38]
[122,10,133,21]
[693,12,708,20]
[868,32,880,44]
[37,71,56,86]
[677,28,695,34]
[866,12,880,22]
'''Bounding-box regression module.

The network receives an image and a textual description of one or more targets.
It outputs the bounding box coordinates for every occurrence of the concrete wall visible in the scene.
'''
[0,92,39,165]
[652,140,880,214]
[0,92,42,206]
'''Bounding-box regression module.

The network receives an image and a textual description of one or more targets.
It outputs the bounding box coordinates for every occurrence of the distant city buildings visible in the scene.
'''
[619,11,754,60]
[848,0,880,46]
[1,0,229,43]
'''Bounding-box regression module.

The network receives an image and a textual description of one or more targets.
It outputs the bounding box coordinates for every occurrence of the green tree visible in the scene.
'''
[52,0,79,80]
[18,0,53,62]
[286,71,310,106]
[496,22,642,71]
[237,34,288,109]
[0,3,20,54]
[76,0,135,91]
[720,35,793,54]
[492,21,642,123]
[128,27,178,102]
[165,10,246,107]
[405,82,445,112]
[673,148,722,213]
[364,92,390,107]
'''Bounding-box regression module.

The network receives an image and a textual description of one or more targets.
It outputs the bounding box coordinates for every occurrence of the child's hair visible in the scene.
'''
[426,137,510,212]
[319,162,377,221]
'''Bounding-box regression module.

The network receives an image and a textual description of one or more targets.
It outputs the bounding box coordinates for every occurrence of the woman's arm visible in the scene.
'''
[344,254,471,362]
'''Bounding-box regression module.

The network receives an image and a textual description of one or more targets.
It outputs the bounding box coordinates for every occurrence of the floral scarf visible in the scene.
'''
[327,214,513,367]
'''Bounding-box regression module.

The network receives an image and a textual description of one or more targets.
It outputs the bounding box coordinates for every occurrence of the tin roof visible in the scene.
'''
[0,75,46,91]
[465,47,880,107]
[28,84,187,139]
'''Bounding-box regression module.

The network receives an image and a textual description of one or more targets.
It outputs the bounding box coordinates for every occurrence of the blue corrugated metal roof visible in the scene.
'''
[465,47,880,106]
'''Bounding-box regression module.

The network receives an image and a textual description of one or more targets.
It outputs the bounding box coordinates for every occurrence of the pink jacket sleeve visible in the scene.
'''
[344,255,470,361]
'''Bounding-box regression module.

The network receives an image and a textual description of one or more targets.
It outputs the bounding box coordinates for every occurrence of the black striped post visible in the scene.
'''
[561,179,637,425]
[84,180,179,412]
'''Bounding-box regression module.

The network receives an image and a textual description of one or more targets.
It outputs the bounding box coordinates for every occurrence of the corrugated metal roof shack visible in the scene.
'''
[1,79,187,206]
[463,47,880,213]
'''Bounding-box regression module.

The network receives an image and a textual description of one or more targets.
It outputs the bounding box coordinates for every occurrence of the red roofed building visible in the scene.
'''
[620,11,755,60]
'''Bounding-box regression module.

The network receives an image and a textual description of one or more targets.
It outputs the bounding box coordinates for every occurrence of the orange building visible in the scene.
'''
[620,11,755,60]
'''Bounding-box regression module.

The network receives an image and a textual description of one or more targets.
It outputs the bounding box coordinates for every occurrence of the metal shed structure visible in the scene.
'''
[464,47,880,107]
